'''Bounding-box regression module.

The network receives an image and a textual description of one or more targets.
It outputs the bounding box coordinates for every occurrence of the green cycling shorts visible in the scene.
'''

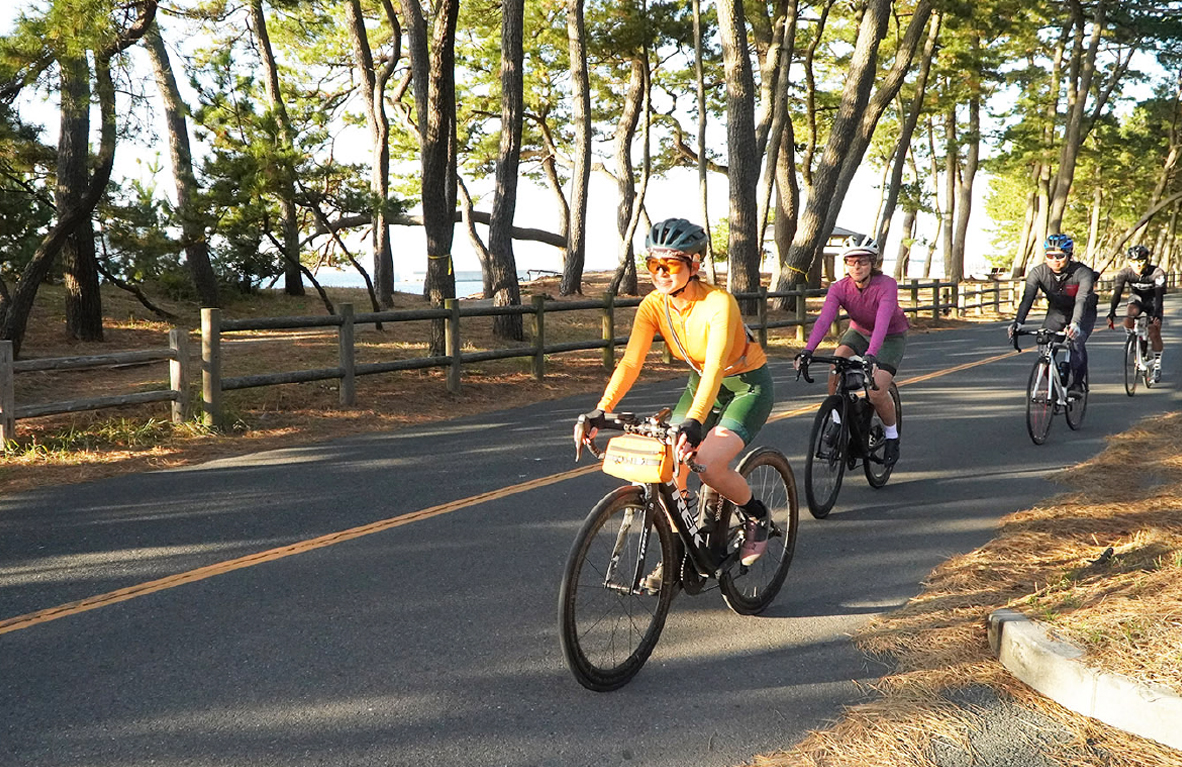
[671,363,774,446]
[838,328,907,375]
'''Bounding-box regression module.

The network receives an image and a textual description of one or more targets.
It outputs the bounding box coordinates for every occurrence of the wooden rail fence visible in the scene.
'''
[3,272,1175,439]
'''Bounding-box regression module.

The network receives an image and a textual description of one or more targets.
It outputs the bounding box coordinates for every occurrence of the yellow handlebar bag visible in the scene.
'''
[603,434,674,483]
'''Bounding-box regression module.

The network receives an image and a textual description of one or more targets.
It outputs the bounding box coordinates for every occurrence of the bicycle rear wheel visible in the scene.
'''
[1123,335,1138,396]
[864,383,901,488]
[804,395,847,519]
[1066,373,1088,430]
[718,447,799,615]
[558,487,676,691]
[1026,359,1054,445]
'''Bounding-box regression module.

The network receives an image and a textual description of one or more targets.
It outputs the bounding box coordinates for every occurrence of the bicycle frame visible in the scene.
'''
[798,354,880,457]
[1130,315,1150,371]
[1015,328,1073,407]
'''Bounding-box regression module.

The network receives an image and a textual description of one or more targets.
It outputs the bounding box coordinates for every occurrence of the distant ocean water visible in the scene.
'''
[315,269,542,298]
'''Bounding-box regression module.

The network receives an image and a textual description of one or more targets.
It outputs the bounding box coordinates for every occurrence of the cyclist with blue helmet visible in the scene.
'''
[1009,233,1099,398]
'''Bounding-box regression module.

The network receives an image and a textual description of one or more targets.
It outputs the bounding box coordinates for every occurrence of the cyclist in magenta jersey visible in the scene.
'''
[793,237,908,466]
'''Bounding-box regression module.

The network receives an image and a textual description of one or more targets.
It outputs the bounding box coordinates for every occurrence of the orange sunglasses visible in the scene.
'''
[645,255,693,274]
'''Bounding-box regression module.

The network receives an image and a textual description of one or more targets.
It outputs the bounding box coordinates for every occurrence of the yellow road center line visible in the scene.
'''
[1,348,1022,636]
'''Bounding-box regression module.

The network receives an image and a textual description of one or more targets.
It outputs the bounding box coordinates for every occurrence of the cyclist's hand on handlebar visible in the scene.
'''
[1066,322,1080,340]
[793,349,812,370]
[1106,313,1116,330]
[1008,320,1023,339]
[861,353,878,375]
[675,418,703,462]
[574,408,607,459]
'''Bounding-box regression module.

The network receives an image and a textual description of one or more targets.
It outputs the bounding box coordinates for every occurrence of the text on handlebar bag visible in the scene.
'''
[603,434,674,483]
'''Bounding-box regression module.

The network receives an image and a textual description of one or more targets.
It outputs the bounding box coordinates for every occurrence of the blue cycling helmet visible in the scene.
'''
[1044,233,1074,256]
[646,218,708,257]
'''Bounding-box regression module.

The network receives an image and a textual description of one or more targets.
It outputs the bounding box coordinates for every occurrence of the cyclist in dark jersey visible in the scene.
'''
[1107,244,1166,383]
[1008,233,1098,398]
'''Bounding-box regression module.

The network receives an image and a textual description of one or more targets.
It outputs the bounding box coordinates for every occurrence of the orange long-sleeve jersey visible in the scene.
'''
[597,281,767,423]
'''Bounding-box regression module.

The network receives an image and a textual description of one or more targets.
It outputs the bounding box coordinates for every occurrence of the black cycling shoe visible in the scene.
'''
[1067,382,1086,400]
[883,437,900,467]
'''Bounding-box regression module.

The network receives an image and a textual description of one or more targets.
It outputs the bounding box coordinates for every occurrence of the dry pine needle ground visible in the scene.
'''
[760,412,1182,767]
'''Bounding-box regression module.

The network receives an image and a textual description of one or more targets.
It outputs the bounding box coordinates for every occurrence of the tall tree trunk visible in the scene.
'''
[248,0,304,296]
[893,207,916,280]
[562,0,591,295]
[400,0,459,355]
[345,0,399,307]
[144,23,220,307]
[716,0,760,310]
[779,0,891,288]
[1,50,128,355]
[58,52,103,342]
[1085,177,1102,267]
[876,11,940,247]
[756,4,796,256]
[951,84,980,283]
[692,0,716,284]
[614,58,644,297]
[489,0,524,340]
[942,105,957,279]
[817,1,935,256]
[1047,0,1105,232]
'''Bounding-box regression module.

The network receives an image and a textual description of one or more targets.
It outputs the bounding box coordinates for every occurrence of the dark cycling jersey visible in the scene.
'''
[1108,264,1167,319]
[1015,261,1098,327]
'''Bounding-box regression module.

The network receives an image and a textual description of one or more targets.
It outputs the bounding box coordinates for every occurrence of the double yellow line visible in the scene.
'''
[0,349,1020,636]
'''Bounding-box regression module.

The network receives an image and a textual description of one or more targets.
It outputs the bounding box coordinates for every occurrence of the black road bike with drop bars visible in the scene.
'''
[560,409,798,691]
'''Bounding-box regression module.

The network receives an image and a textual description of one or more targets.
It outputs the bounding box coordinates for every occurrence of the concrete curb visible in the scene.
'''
[988,608,1182,751]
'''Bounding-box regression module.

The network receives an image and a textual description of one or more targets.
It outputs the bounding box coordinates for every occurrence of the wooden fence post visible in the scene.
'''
[993,280,1001,313]
[445,299,461,394]
[169,329,190,424]
[602,293,616,370]
[931,282,940,318]
[338,303,355,406]
[757,287,768,348]
[201,308,223,430]
[1,340,15,443]
[531,294,546,381]
[910,278,920,311]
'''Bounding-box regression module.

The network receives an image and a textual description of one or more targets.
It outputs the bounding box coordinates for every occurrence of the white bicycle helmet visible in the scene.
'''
[840,234,880,264]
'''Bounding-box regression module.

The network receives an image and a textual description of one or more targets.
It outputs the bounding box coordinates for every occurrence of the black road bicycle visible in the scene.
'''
[1011,327,1088,445]
[1123,314,1156,396]
[560,409,798,691]
[798,355,901,519]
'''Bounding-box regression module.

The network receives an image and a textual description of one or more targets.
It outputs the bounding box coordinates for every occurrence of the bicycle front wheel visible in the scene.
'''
[804,395,847,519]
[864,383,902,488]
[1124,335,1138,396]
[1026,359,1054,445]
[718,447,799,615]
[558,486,676,691]
[1141,339,1154,389]
[1066,373,1088,430]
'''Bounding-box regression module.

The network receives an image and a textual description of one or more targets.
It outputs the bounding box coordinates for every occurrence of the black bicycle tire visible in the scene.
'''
[1065,372,1088,430]
[1124,334,1138,397]
[864,382,902,488]
[718,447,799,615]
[804,395,847,519]
[558,486,676,691]
[1026,358,1054,445]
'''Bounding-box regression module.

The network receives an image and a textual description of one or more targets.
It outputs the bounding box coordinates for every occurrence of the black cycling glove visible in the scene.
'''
[861,354,878,373]
[676,418,704,448]
[578,409,607,430]
[794,349,813,367]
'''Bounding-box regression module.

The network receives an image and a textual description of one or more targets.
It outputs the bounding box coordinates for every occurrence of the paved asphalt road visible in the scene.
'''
[2,299,1179,767]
